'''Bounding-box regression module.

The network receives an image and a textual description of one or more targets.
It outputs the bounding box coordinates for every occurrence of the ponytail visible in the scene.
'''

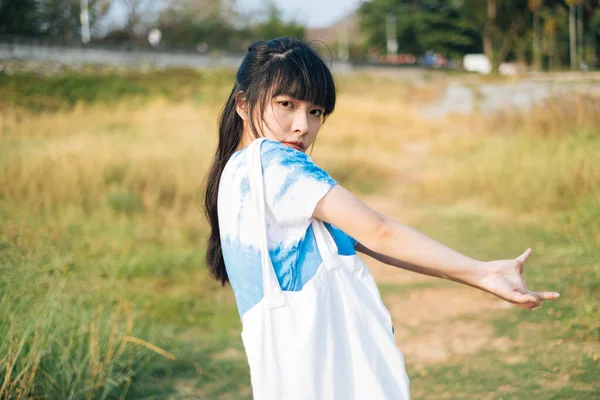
[203,85,244,285]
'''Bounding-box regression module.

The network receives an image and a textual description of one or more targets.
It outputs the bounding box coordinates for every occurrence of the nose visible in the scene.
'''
[291,110,309,136]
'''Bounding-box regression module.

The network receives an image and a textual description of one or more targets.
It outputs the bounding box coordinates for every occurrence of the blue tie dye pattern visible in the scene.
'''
[219,140,358,317]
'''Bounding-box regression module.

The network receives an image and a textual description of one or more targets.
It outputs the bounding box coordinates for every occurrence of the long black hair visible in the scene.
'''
[203,37,337,285]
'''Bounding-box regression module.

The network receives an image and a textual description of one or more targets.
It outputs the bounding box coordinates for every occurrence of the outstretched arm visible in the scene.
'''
[313,185,560,310]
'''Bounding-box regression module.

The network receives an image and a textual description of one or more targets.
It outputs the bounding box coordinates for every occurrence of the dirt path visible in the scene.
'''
[356,138,522,370]
[363,214,515,368]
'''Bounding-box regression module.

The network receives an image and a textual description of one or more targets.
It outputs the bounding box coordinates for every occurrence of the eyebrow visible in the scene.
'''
[273,95,324,108]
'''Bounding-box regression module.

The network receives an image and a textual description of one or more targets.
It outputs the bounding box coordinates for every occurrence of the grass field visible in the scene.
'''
[0,68,599,399]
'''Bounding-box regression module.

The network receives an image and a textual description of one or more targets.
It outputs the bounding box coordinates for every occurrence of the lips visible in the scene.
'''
[284,142,304,151]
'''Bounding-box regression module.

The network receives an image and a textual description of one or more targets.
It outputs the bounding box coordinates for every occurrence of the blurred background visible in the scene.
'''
[1,0,599,399]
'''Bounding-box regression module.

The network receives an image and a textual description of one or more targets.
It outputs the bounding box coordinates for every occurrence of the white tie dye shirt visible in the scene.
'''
[218,139,358,317]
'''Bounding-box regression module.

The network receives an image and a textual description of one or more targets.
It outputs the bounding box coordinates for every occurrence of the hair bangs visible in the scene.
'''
[268,48,336,117]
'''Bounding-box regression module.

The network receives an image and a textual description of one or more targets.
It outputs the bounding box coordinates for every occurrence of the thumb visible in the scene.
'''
[516,248,532,264]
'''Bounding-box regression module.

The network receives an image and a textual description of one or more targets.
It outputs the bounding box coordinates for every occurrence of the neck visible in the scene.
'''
[235,128,259,152]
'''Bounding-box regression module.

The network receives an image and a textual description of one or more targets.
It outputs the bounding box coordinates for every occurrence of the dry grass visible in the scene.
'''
[0,80,447,215]
[416,94,600,215]
[0,99,221,217]
[487,93,600,138]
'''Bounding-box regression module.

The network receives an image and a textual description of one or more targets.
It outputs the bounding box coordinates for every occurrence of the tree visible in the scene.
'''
[591,4,600,63]
[461,0,532,73]
[565,0,581,69]
[543,6,560,69]
[36,0,111,40]
[0,0,42,35]
[157,0,305,50]
[120,0,151,40]
[39,0,79,39]
[156,0,245,50]
[253,2,304,42]
[358,0,479,59]
[529,0,544,70]
[0,0,111,39]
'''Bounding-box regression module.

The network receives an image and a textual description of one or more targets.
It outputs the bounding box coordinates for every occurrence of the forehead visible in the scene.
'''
[267,73,325,105]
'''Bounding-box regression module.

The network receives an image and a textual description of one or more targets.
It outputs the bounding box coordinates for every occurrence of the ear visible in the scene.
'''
[235,91,248,120]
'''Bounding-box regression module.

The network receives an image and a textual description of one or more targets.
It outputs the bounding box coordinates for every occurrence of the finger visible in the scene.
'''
[516,301,539,310]
[533,291,560,301]
[516,248,532,264]
[516,302,541,310]
[506,291,538,305]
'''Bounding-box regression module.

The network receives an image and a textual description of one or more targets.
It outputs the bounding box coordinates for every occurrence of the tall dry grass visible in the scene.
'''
[0,99,221,218]
[488,93,600,138]
[418,94,600,213]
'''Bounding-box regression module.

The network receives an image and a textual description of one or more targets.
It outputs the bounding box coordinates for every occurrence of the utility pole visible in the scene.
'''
[80,0,91,44]
[485,0,497,73]
[386,14,398,60]
[567,0,578,70]
[577,1,584,69]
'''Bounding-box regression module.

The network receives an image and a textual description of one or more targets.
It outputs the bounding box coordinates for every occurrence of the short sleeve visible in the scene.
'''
[260,140,336,228]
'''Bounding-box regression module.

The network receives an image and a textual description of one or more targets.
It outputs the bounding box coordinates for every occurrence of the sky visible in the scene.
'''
[236,0,363,28]
[104,0,363,32]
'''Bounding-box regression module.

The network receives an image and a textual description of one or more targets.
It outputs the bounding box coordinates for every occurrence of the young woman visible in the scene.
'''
[203,37,559,399]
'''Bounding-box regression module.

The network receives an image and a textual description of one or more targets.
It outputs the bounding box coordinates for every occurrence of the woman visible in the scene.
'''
[203,37,559,399]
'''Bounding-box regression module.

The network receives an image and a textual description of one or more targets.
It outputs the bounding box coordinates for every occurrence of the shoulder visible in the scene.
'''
[259,139,305,164]
[259,139,334,184]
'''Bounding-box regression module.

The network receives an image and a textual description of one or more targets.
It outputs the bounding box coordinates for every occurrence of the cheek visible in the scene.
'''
[310,119,322,134]
[266,109,292,131]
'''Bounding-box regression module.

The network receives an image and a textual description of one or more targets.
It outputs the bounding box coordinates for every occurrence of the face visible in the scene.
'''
[238,94,325,153]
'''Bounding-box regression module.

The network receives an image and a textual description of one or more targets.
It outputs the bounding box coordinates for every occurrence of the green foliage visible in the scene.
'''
[252,2,305,42]
[155,0,304,51]
[0,68,235,112]
[158,18,246,50]
[0,0,42,35]
[0,0,112,39]
[157,6,248,51]
[358,0,600,69]
[359,0,481,58]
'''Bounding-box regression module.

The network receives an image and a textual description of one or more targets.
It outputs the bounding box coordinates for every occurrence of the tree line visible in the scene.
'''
[1,0,599,71]
[0,0,304,51]
[359,0,600,71]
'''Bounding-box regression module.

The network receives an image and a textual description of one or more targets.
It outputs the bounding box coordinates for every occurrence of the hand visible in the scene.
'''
[475,249,560,310]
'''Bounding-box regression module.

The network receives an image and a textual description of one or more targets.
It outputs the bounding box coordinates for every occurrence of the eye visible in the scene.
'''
[311,109,324,117]
[278,101,293,109]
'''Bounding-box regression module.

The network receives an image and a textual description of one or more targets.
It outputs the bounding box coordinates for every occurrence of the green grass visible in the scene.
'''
[0,68,234,112]
[0,204,247,398]
[3,197,597,398]
[399,208,600,398]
